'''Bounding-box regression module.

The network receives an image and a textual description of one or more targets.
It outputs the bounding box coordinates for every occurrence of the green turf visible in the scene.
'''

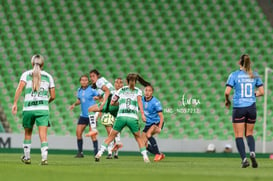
[1,153,273,181]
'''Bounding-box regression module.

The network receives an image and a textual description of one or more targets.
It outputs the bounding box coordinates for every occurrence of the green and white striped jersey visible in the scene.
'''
[115,86,142,120]
[96,77,115,95]
[20,70,55,111]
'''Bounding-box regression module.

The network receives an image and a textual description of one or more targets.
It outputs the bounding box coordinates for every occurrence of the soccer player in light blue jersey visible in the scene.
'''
[141,85,165,162]
[12,55,55,165]
[225,54,264,168]
[69,75,99,158]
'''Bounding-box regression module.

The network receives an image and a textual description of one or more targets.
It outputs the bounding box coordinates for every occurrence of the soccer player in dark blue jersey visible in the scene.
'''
[141,85,165,162]
[69,75,100,158]
[225,54,264,168]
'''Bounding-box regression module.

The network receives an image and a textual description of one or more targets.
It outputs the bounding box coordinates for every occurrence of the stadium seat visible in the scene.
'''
[0,0,273,140]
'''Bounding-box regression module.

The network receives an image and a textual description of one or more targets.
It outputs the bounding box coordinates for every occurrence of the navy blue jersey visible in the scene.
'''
[142,96,163,126]
[226,70,263,108]
[77,86,99,117]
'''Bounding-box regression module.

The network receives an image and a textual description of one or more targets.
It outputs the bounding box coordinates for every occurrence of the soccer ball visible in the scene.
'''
[101,113,115,126]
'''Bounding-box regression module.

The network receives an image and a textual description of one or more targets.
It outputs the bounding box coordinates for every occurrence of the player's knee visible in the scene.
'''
[91,135,97,141]
[146,132,152,138]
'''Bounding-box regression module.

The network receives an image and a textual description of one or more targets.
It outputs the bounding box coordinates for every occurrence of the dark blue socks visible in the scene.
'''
[93,140,98,155]
[235,137,246,160]
[148,137,160,155]
[77,139,83,153]
[246,135,255,153]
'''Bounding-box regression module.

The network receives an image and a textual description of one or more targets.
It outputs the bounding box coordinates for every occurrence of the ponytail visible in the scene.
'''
[31,54,44,91]
[136,74,151,87]
[240,54,254,78]
[126,73,150,88]
[32,64,41,91]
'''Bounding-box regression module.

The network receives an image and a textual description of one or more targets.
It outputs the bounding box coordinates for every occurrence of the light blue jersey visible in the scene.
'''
[77,86,99,117]
[142,96,163,126]
[226,70,263,108]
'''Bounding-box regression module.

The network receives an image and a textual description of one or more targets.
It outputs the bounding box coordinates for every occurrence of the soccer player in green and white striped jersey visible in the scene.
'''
[85,69,118,137]
[12,55,55,165]
[95,73,151,163]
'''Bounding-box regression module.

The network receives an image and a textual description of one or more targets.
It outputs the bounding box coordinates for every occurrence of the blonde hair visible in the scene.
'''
[31,54,44,91]
[240,54,254,79]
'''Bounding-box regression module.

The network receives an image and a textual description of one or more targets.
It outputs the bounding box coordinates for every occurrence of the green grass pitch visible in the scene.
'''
[1,153,273,181]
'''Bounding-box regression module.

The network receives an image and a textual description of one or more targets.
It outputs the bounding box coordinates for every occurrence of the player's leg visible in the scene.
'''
[108,105,123,154]
[95,117,125,161]
[246,123,257,168]
[141,126,155,154]
[90,132,98,156]
[86,104,101,137]
[112,131,123,152]
[21,111,34,164]
[133,131,149,163]
[75,121,86,158]
[146,125,165,161]
[22,128,32,164]
[128,118,149,163]
[146,125,160,155]
[232,108,249,168]
[105,126,113,159]
[95,129,119,161]
[38,126,48,165]
[88,104,101,112]
[233,122,249,168]
[100,113,117,157]
[36,112,51,165]
[87,98,112,137]
[141,131,154,154]
[85,112,99,137]
[245,104,258,168]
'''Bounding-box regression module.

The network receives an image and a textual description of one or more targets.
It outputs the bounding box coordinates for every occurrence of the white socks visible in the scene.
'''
[97,144,107,157]
[115,133,121,144]
[108,141,114,155]
[23,143,31,159]
[89,112,99,131]
[41,146,48,161]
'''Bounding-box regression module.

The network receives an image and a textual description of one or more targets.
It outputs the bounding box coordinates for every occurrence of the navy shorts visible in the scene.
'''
[78,116,89,125]
[232,103,256,124]
[142,122,164,133]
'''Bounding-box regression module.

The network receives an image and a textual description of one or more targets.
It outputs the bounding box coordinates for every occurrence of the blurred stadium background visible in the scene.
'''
[0,0,273,152]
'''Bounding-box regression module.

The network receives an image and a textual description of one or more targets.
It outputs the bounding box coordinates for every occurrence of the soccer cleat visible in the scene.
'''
[160,153,165,160]
[154,154,164,162]
[85,130,98,137]
[241,159,250,168]
[21,155,31,164]
[40,160,48,165]
[143,156,150,163]
[95,152,102,162]
[106,154,113,159]
[114,155,119,159]
[74,152,84,158]
[250,154,258,168]
[111,143,123,152]
[154,153,165,162]
[95,156,100,162]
